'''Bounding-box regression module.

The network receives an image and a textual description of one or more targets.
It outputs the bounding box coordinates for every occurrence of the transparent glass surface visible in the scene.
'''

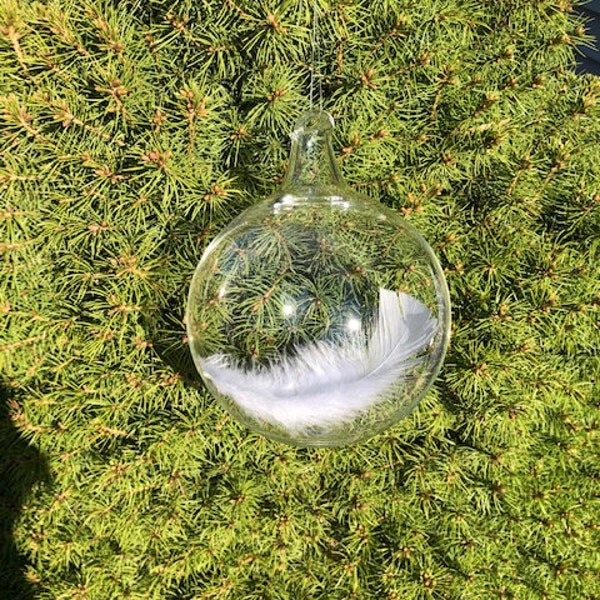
[186,111,451,446]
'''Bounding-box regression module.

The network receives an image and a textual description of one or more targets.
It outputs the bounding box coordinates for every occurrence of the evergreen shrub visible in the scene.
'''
[0,1,599,598]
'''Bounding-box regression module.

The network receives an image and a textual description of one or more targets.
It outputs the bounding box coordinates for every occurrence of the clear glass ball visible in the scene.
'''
[186,111,451,446]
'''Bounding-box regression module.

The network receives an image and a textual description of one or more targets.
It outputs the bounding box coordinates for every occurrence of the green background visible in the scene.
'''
[1,1,599,598]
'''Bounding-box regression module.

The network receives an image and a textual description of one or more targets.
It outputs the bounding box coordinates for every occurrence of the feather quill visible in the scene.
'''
[199,289,437,433]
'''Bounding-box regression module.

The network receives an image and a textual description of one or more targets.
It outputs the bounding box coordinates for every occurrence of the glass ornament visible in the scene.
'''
[186,110,451,446]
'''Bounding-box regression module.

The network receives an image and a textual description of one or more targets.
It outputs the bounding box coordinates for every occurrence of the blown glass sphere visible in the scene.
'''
[187,110,451,446]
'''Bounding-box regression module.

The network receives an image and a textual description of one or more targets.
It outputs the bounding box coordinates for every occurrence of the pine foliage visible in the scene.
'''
[0,0,599,598]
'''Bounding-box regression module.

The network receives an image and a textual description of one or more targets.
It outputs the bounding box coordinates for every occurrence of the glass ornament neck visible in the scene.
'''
[281,110,346,193]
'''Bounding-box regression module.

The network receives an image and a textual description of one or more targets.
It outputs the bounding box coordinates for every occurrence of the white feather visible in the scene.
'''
[199,289,437,433]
